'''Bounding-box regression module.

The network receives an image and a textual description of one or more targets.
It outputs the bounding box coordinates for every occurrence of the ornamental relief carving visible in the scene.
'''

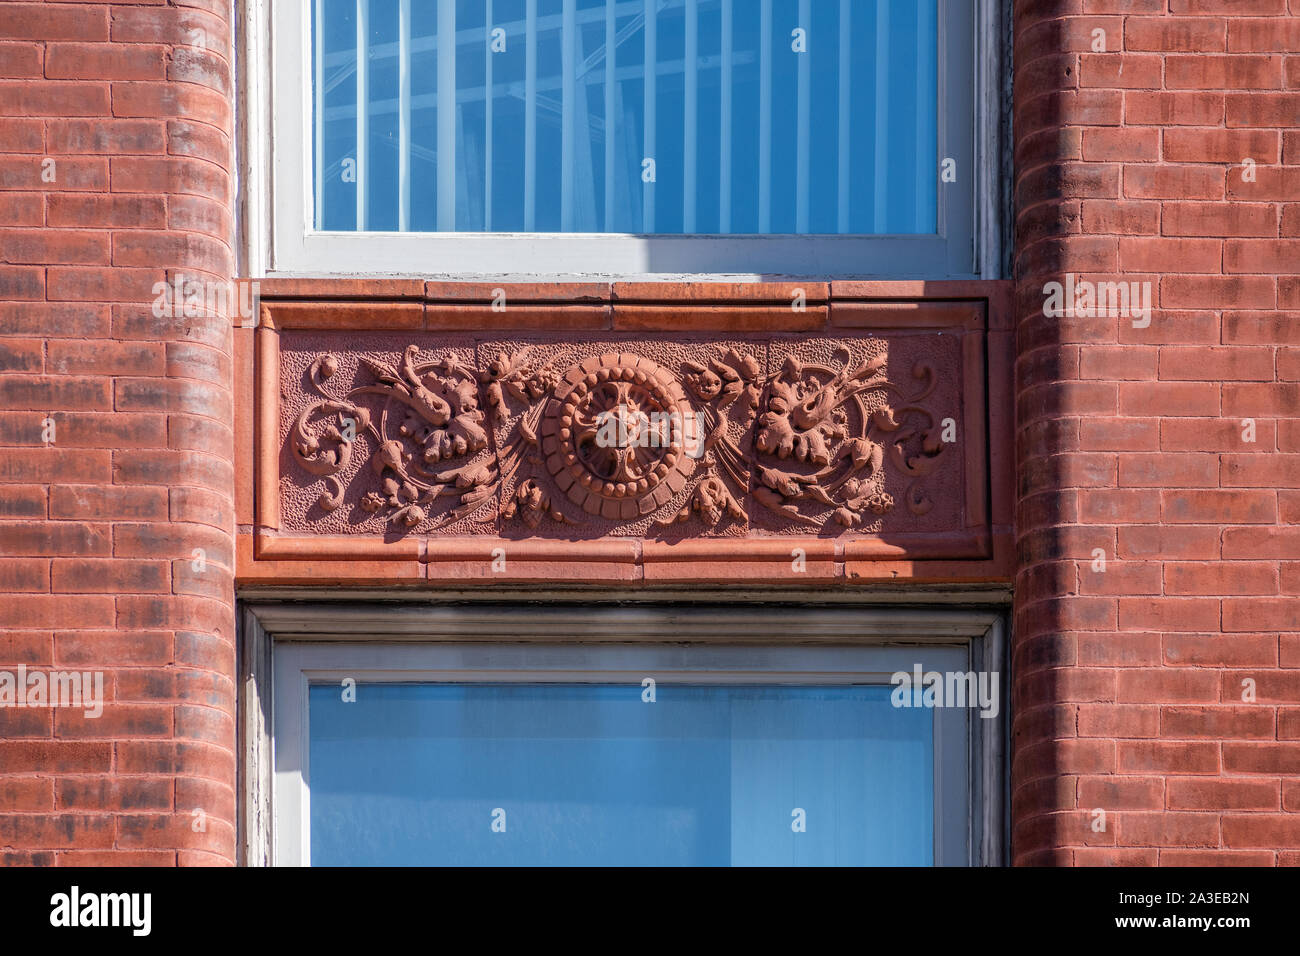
[284,338,955,537]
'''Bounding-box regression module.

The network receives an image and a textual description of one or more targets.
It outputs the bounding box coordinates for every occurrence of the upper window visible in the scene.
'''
[264,0,981,276]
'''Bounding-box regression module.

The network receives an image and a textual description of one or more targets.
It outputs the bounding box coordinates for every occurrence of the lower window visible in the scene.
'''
[272,641,981,866]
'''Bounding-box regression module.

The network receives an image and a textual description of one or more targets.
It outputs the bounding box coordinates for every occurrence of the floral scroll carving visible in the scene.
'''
[287,342,951,534]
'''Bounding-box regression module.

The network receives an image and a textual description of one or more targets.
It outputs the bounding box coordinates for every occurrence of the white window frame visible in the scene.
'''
[241,0,1005,279]
[273,641,970,866]
[240,600,1008,867]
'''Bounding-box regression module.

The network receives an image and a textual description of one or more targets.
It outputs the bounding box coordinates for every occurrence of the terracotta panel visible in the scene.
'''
[246,298,1006,583]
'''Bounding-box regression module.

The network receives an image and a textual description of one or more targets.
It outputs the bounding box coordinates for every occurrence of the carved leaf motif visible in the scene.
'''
[287,341,949,534]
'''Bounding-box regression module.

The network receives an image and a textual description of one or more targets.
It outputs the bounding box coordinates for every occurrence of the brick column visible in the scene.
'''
[0,2,237,864]
[1013,0,1299,865]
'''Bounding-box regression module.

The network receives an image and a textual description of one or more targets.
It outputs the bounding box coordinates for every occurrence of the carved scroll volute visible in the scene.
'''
[286,342,952,533]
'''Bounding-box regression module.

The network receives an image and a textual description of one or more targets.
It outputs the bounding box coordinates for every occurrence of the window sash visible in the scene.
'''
[266,0,982,277]
[272,641,973,866]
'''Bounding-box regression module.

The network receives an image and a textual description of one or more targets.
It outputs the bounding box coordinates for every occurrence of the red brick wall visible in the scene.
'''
[0,2,237,864]
[1013,0,1300,864]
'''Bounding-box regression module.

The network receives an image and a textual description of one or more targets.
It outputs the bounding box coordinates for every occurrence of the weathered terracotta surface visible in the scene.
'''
[246,293,1001,581]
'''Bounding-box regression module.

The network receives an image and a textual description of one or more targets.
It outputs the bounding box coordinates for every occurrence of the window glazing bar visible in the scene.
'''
[836,0,850,233]
[484,0,494,231]
[355,0,368,230]
[719,0,732,234]
[873,0,890,234]
[796,0,810,233]
[561,0,577,231]
[683,0,697,233]
[398,0,412,230]
[758,0,771,233]
[642,0,656,233]
[437,0,456,231]
[603,0,616,231]
[525,0,537,231]
[314,0,324,228]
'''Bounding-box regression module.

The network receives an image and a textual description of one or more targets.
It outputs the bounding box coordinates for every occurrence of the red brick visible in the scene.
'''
[57,778,172,812]
[1077,702,1160,736]
[1164,128,1280,164]
[1125,91,1225,126]
[1119,741,1220,774]
[1170,0,1286,14]
[1226,238,1300,273]
[1228,165,1300,201]
[1163,489,1276,523]
[1079,53,1163,88]
[0,303,109,337]
[1164,202,1277,237]
[1166,54,1284,89]
[0,192,41,227]
[0,446,114,483]
[1117,669,1221,703]
[113,231,230,276]
[1168,777,1278,810]
[46,266,162,303]
[54,630,172,667]
[1165,632,1278,666]
[0,558,47,593]
[1117,452,1218,487]
[1226,92,1300,128]
[51,558,169,594]
[0,815,114,850]
[1126,17,1226,52]
[0,229,107,265]
[1224,597,1300,631]
[110,156,229,203]
[0,42,42,78]
[47,118,165,154]
[110,6,228,47]
[1160,346,1273,380]
[47,341,165,376]
[1224,382,1300,416]
[0,485,46,519]
[0,338,43,373]
[0,118,44,153]
[1223,814,1300,848]
[1080,489,1161,523]
[0,778,53,812]
[47,193,166,229]
[1162,417,1276,454]
[50,485,167,521]
[1162,275,1275,309]
[47,42,166,81]
[111,82,231,131]
[1079,416,1160,449]
[1121,237,1222,273]
[0,81,109,117]
[1119,597,1222,631]
[1080,200,1160,235]
[1119,381,1220,416]
[1116,811,1220,847]
[1222,454,1300,487]
[1125,164,1224,201]
[1229,17,1300,51]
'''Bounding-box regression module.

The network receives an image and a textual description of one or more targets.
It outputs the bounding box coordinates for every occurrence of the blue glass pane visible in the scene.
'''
[312,0,939,234]
[308,682,934,866]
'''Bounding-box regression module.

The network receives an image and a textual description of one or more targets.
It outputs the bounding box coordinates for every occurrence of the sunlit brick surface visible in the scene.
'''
[1013,0,1300,866]
[0,1,236,866]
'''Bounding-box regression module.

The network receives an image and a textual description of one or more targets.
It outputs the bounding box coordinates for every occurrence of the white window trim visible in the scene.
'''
[241,600,1007,867]
[241,0,1001,280]
[273,641,970,867]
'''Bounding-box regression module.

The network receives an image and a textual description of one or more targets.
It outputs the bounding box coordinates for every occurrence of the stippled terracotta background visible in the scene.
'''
[276,329,969,543]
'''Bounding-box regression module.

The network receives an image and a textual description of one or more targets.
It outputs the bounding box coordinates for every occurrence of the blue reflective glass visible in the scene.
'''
[313,0,939,234]
[308,682,934,865]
